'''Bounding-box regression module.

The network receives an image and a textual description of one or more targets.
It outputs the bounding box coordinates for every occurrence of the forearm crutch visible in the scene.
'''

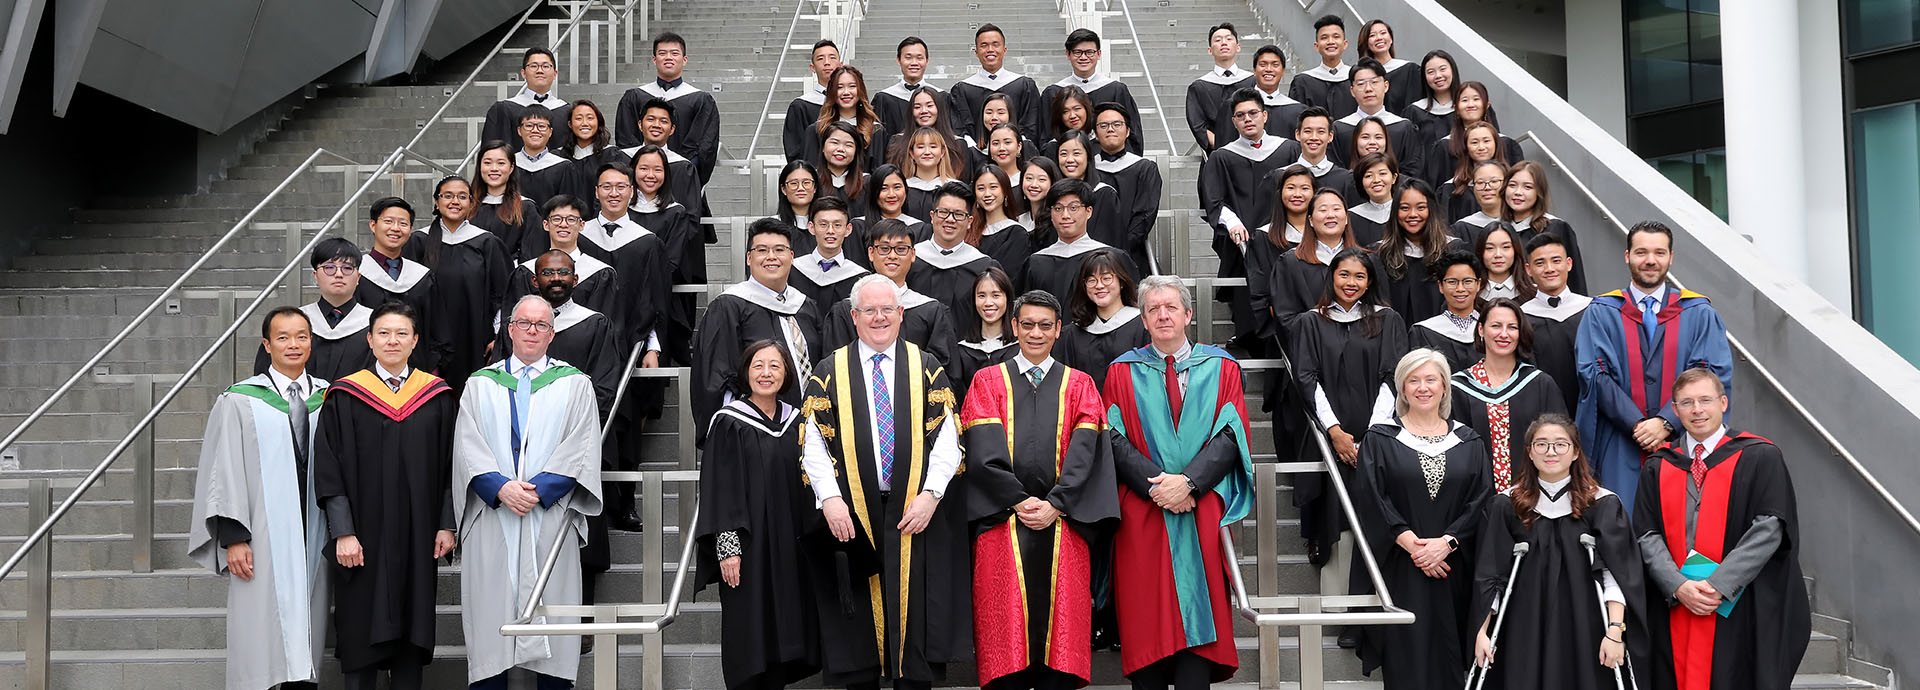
[1582,534,1636,690]
[1465,541,1530,690]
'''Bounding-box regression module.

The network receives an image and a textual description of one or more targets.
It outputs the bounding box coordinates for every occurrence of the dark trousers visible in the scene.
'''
[343,661,423,690]
[470,669,575,689]
[988,666,1080,690]
[1128,650,1215,690]
[848,679,932,690]
[273,683,318,690]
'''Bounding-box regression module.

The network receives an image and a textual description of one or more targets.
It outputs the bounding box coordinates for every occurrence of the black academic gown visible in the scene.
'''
[976,220,1033,286]
[821,172,873,221]
[951,338,1018,404]
[1380,59,1423,115]
[1200,136,1300,338]
[403,225,512,387]
[1423,134,1526,190]
[1243,226,1301,344]
[514,150,573,210]
[1021,240,1139,309]
[902,177,955,223]
[1287,307,1410,556]
[1185,67,1256,152]
[790,253,870,307]
[1634,434,1809,690]
[1409,312,1482,373]
[1400,99,1454,150]
[1094,152,1163,274]
[821,289,957,373]
[502,251,618,321]
[909,241,1000,340]
[616,81,720,182]
[694,401,822,690]
[313,370,456,673]
[471,195,542,262]
[1332,111,1426,182]
[873,81,945,138]
[1058,307,1148,391]
[1448,210,1501,241]
[1449,362,1569,491]
[355,253,443,373]
[1523,292,1589,414]
[1353,421,1494,689]
[481,91,560,151]
[1289,64,1358,115]
[783,89,828,163]
[1348,202,1392,249]
[1373,246,1450,326]
[1473,489,1649,690]
[254,301,374,383]
[690,283,826,447]
[1256,162,1359,212]
[1042,74,1145,154]
[576,212,674,426]
[1209,88,1311,154]
[948,69,1047,144]
[1510,217,1588,295]
[846,216,931,271]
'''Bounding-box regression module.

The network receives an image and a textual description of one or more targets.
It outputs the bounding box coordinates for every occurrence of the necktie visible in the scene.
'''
[1641,295,1660,342]
[1221,69,1231,78]
[1027,365,1044,389]
[1165,355,1183,428]
[512,366,533,471]
[873,354,895,488]
[820,259,838,272]
[606,222,620,236]
[1691,443,1709,490]
[386,375,403,392]
[385,258,401,280]
[1547,295,1561,308]
[785,315,812,385]
[328,306,344,326]
[287,382,309,468]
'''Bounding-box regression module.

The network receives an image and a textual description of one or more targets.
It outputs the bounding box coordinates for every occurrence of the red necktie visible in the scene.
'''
[1690,443,1708,489]
[1165,355,1183,428]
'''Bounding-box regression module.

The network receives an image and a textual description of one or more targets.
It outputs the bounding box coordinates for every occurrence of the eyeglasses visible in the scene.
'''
[1084,272,1117,286]
[508,319,555,333]
[1231,110,1263,121]
[1069,48,1100,58]
[524,62,556,71]
[1440,278,1479,288]
[871,245,914,256]
[547,215,583,226]
[1052,202,1090,214]
[748,245,793,256]
[536,268,575,277]
[316,263,358,276]
[1352,77,1385,88]
[1674,396,1720,411]
[853,305,902,316]
[597,183,633,192]
[1095,121,1128,132]
[812,220,850,230]
[783,179,816,190]
[930,208,972,220]
[437,192,473,201]
[521,123,551,132]
[1529,440,1572,455]
[1472,179,1505,189]
[1016,319,1057,330]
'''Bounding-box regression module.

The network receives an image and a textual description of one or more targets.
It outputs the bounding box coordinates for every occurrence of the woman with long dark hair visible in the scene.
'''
[1040,85,1094,159]
[1475,223,1535,303]
[1018,157,1063,252]
[1268,188,1366,318]
[405,175,511,388]
[694,339,821,690]
[970,165,1030,282]
[1402,50,1462,145]
[815,121,871,218]
[1058,250,1146,390]
[1357,20,1422,114]
[1449,298,1566,493]
[953,267,1020,401]
[1373,178,1456,324]
[968,93,1040,172]
[983,122,1029,186]
[886,86,967,173]
[1051,130,1126,251]
[1500,160,1586,294]
[806,65,887,169]
[1470,414,1645,689]
[1348,151,1398,247]
[1424,81,1525,188]
[469,140,542,261]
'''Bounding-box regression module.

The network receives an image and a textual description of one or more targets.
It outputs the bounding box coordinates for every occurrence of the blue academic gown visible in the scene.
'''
[1573,287,1732,513]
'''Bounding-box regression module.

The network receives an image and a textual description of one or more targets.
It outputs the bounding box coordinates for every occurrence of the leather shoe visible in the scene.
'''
[581,635,595,655]
[1337,628,1360,649]
[610,512,644,532]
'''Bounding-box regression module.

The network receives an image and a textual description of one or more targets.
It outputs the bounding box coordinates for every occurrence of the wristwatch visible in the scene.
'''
[1183,475,1199,494]
[1441,534,1459,551]
[922,488,944,500]
[1607,621,1627,632]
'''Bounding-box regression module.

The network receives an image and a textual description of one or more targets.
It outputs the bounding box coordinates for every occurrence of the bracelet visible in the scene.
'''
[1605,635,1623,643]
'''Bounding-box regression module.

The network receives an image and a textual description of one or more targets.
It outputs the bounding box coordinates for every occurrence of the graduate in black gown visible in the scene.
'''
[1021,180,1140,306]
[783,40,839,163]
[1501,160,1588,295]
[1372,179,1457,327]
[1271,107,1359,205]
[356,198,442,374]
[1017,158,1059,253]
[1471,414,1645,690]
[1400,50,1460,147]
[1447,158,1510,236]
[1423,82,1525,190]
[403,177,512,389]
[874,37,942,137]
[314,302,458,690]
[250,238,371,382]
[1042,30,1144,155]
[1347,152,1398,248]
[1201,90,1301,341]
[882,87,968,177]
[1232,44,1310,148]
[952,267,1019,403]
[1290,16,1358,115]
[694,340,822,690]
[910,182,1001,339]
[969,166,1031,287]
[1245,164,1314,345]
[1449,299,1568,493]
[619,98,710,243]
[1185,23,1256,152]
[1331,59,1425,180]
[1356,21,1424,116]
[616,32,719,183]
[1090,103,1162,274]
[1353,349,1493,690]
[1037,85,1093,161]
[775,161,822,253]
[693,219,826,448]
[1520,233,1589,413]
[808,66,890,175]
[966,98,1041,177]
[480,48,561,151]
[469,141,542,261]
[856,165,931,269]
[1408,250,1484,372]
[815,121,874,220]
[1052,131,1127,256]
[1266,188,1372,321]
[1058,250,1147,391]
[510,108,572,210]
[557,99,621,213]
[897,128,963,223]
[948,24,1046,144]
[1286,247,1407,565]
[1474,223,1534,304]
[502,195,618,318]
[792,197,871,306]
[629,146,703,364]
[820,220,958,373]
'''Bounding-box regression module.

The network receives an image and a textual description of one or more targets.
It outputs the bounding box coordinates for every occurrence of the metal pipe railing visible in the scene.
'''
[1112,0,1183,157]
[743,0,814,163]
[1514,129,1920,541]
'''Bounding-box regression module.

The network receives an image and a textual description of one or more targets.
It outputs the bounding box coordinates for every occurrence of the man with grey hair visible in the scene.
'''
[1100,274,1256,689]
[453,294,605,689]
[801,274,969,690]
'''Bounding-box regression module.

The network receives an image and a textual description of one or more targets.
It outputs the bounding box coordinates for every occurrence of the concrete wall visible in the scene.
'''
[1257,0,1920,682]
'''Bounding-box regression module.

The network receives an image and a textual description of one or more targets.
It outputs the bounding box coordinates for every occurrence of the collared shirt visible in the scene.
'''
[1483,276,1518,300]
[656,76,684,91]
[800,339,963,503]
[520,147,551,163]
[1629,283,1668,311]
[318,297,357,328]
[374,362,411,390]
[1315,240,1342,264]
[518,85,557,104]
[1015,354,1055,383]
[1296,155,1334,176]
[1152,340,1194,393]
[369,249,404,278]
[509,354,552,379]
[1686,426,1728,459]
[265,367,316,399]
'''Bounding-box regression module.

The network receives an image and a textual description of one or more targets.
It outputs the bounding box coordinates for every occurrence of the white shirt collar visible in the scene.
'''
[510,354,552,377]
[264,368,315,398]
[1015,353,1055,377]
[857,339,900,366]
[1321,301,1366,323]
[374,362,411,384]
[1686,426,1729,456]
[1296,155,1334,176]
[1086,305,1142,334]
[1315,240,1342,264]
[1482,276,1518,299]
[1628,283,1667,308]
[1152,340,1193,362]
[513,85,559,105]
[1522,289,1591,321]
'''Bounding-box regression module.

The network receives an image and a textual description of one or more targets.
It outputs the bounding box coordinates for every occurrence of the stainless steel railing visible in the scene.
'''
[742,0,816,163]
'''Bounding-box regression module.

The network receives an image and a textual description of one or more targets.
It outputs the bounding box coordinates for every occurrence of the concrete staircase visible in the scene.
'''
[0,0,1894,688]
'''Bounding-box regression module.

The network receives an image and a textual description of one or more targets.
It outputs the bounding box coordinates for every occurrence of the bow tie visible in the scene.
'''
[1250,140,1263,149]
[1221,69,1233,77]
[940,248,955,256]
[820,259,838,272]
[1547,295,1561,308]
[533,93,548,102]
[987,73,998,80]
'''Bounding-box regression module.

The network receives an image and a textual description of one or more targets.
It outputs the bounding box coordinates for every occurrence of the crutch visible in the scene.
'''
[1465,541,1530,690]
[1582,534,1639,690]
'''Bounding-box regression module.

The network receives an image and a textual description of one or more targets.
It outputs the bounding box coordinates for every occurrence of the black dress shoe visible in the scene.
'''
[610,512,644,532]
[581,635,595,655]
[1091,625,1118,651]
[1337,627,1360,649]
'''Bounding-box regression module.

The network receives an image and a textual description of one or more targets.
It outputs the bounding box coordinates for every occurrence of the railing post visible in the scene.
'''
[594,603,619,688]
[641,472,666,690]
[25,478,52,690]
[1296,598,1322,690]
[1194,276,1215,343]
[282,224,304,304]
[675,370,697,546]
[1254,464,1279,686]
[130,379,156,574]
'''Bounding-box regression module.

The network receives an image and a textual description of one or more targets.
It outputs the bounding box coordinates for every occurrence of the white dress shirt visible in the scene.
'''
[801,339,963,505]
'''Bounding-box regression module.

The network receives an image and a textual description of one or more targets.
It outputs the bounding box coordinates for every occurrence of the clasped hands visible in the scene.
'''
[1396,530,1453,578]
[1148,473,1197,514]
[1674,579,1724,616]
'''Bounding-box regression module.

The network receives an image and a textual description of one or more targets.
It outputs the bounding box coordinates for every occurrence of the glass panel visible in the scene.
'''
[1646,149,1729,221]
[1852,102,1920,366]
[1626,0,1694,113]
[1846,0,1920,55]
[1688,0,1723,102]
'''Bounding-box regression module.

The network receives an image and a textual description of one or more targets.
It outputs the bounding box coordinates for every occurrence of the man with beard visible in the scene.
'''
[503,195,618,317]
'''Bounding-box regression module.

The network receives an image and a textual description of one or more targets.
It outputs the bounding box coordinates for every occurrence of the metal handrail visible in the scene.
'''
[1112,0,1183,156]
[1513,129,1920,540]
[0,0,643,582]
[0,146,360,459]
[743,0,814,163]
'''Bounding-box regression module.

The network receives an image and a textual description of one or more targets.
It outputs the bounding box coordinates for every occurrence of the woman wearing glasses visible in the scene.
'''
[408,176,512,390]
[1470,414,1645,689]
[1440,131,1509,228]
[1447,298,1566,494]
[1409,249,1486,373]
